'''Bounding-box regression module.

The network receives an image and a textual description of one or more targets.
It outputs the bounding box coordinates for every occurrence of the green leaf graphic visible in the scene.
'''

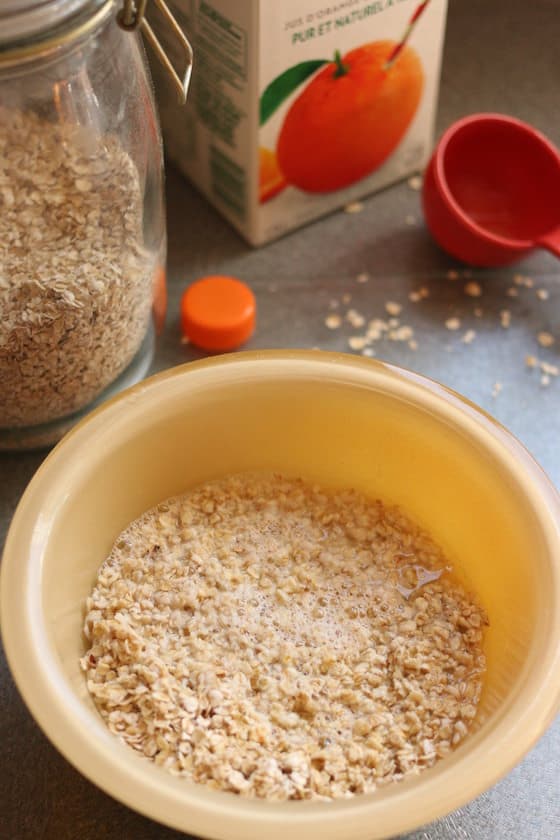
[260,60,328,125]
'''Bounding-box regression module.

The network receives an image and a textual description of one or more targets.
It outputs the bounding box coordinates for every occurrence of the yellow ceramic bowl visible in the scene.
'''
[2,351,560,840]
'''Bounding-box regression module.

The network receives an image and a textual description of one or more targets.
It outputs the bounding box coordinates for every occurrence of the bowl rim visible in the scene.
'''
[2,350,560,840]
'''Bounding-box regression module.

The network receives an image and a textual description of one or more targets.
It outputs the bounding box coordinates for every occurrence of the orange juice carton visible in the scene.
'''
[150,0,448,245]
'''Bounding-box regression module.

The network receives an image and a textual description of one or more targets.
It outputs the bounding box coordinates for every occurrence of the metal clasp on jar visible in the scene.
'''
[117,0,193,103]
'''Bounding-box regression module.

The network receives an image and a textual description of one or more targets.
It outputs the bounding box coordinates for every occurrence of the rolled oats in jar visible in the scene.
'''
[0,110,156,440]
[0,0,191,449]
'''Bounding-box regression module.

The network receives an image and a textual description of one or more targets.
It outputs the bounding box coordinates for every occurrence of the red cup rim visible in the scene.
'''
[433,113,560,251]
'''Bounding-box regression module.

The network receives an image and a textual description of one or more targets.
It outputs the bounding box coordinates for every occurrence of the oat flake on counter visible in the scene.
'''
[324,314,342,330]
[82,474,487,801]
[0,108,155,428]
[445,317,461,331]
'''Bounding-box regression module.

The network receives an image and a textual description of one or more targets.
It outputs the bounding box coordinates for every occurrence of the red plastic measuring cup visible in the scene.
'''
[422,114,560,267]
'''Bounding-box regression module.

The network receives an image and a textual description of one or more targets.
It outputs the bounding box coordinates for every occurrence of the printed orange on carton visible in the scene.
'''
[150,0,448,245]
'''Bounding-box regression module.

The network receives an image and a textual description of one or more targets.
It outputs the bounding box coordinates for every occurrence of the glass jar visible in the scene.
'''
[0,0,179,450]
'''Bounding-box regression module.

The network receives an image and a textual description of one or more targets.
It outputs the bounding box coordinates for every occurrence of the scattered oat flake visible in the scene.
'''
[464,281,482,298]
[492,382,503,398]
[538,331,555,348]
[409,290,422,303]
[514,273,534,288]
[462,329,476,345]
[525,356,559,379]
[445,317,461,331]
[346,309,365,328]
[506,287,519,298]
[325,314,342,330]
[536,289,549,301]
[474,307,484,318]
[348,335,369,351]
[362,347,375,357]
[366,319,385,341]
[329,299,339,310]
[342,293,352,304]
[446,270,459,281]
[356,272,369,284]
[405,214,416,226]
[180,335,191,345]
[407,174,423,191]
[419,286,430,299]
[541,374,551,387]
[541,361,559,376]
[389,325,414,342]
[385,301,402,316]
[500,310,511,329]
[344,201,364,214]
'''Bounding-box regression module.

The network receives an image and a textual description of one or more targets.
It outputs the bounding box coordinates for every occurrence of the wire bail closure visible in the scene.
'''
[117,0,193,104]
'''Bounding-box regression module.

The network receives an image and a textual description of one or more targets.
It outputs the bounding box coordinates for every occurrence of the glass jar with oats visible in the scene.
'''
[0,1,192,449]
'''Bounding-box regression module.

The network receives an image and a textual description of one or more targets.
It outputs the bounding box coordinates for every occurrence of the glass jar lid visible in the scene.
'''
[0,0,96,42]
[0,0,193,104]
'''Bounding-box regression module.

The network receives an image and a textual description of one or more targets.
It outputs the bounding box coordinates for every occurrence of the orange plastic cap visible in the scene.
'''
[180,275,256,352]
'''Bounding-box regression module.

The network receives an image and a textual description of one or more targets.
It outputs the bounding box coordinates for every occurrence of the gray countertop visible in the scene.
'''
[1,0,559,837]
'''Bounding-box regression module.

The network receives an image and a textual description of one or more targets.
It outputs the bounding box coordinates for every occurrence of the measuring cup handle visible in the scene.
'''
[538,227,560,259]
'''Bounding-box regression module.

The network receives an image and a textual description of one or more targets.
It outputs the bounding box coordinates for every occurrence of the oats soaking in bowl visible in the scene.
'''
[82,473,487,801]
